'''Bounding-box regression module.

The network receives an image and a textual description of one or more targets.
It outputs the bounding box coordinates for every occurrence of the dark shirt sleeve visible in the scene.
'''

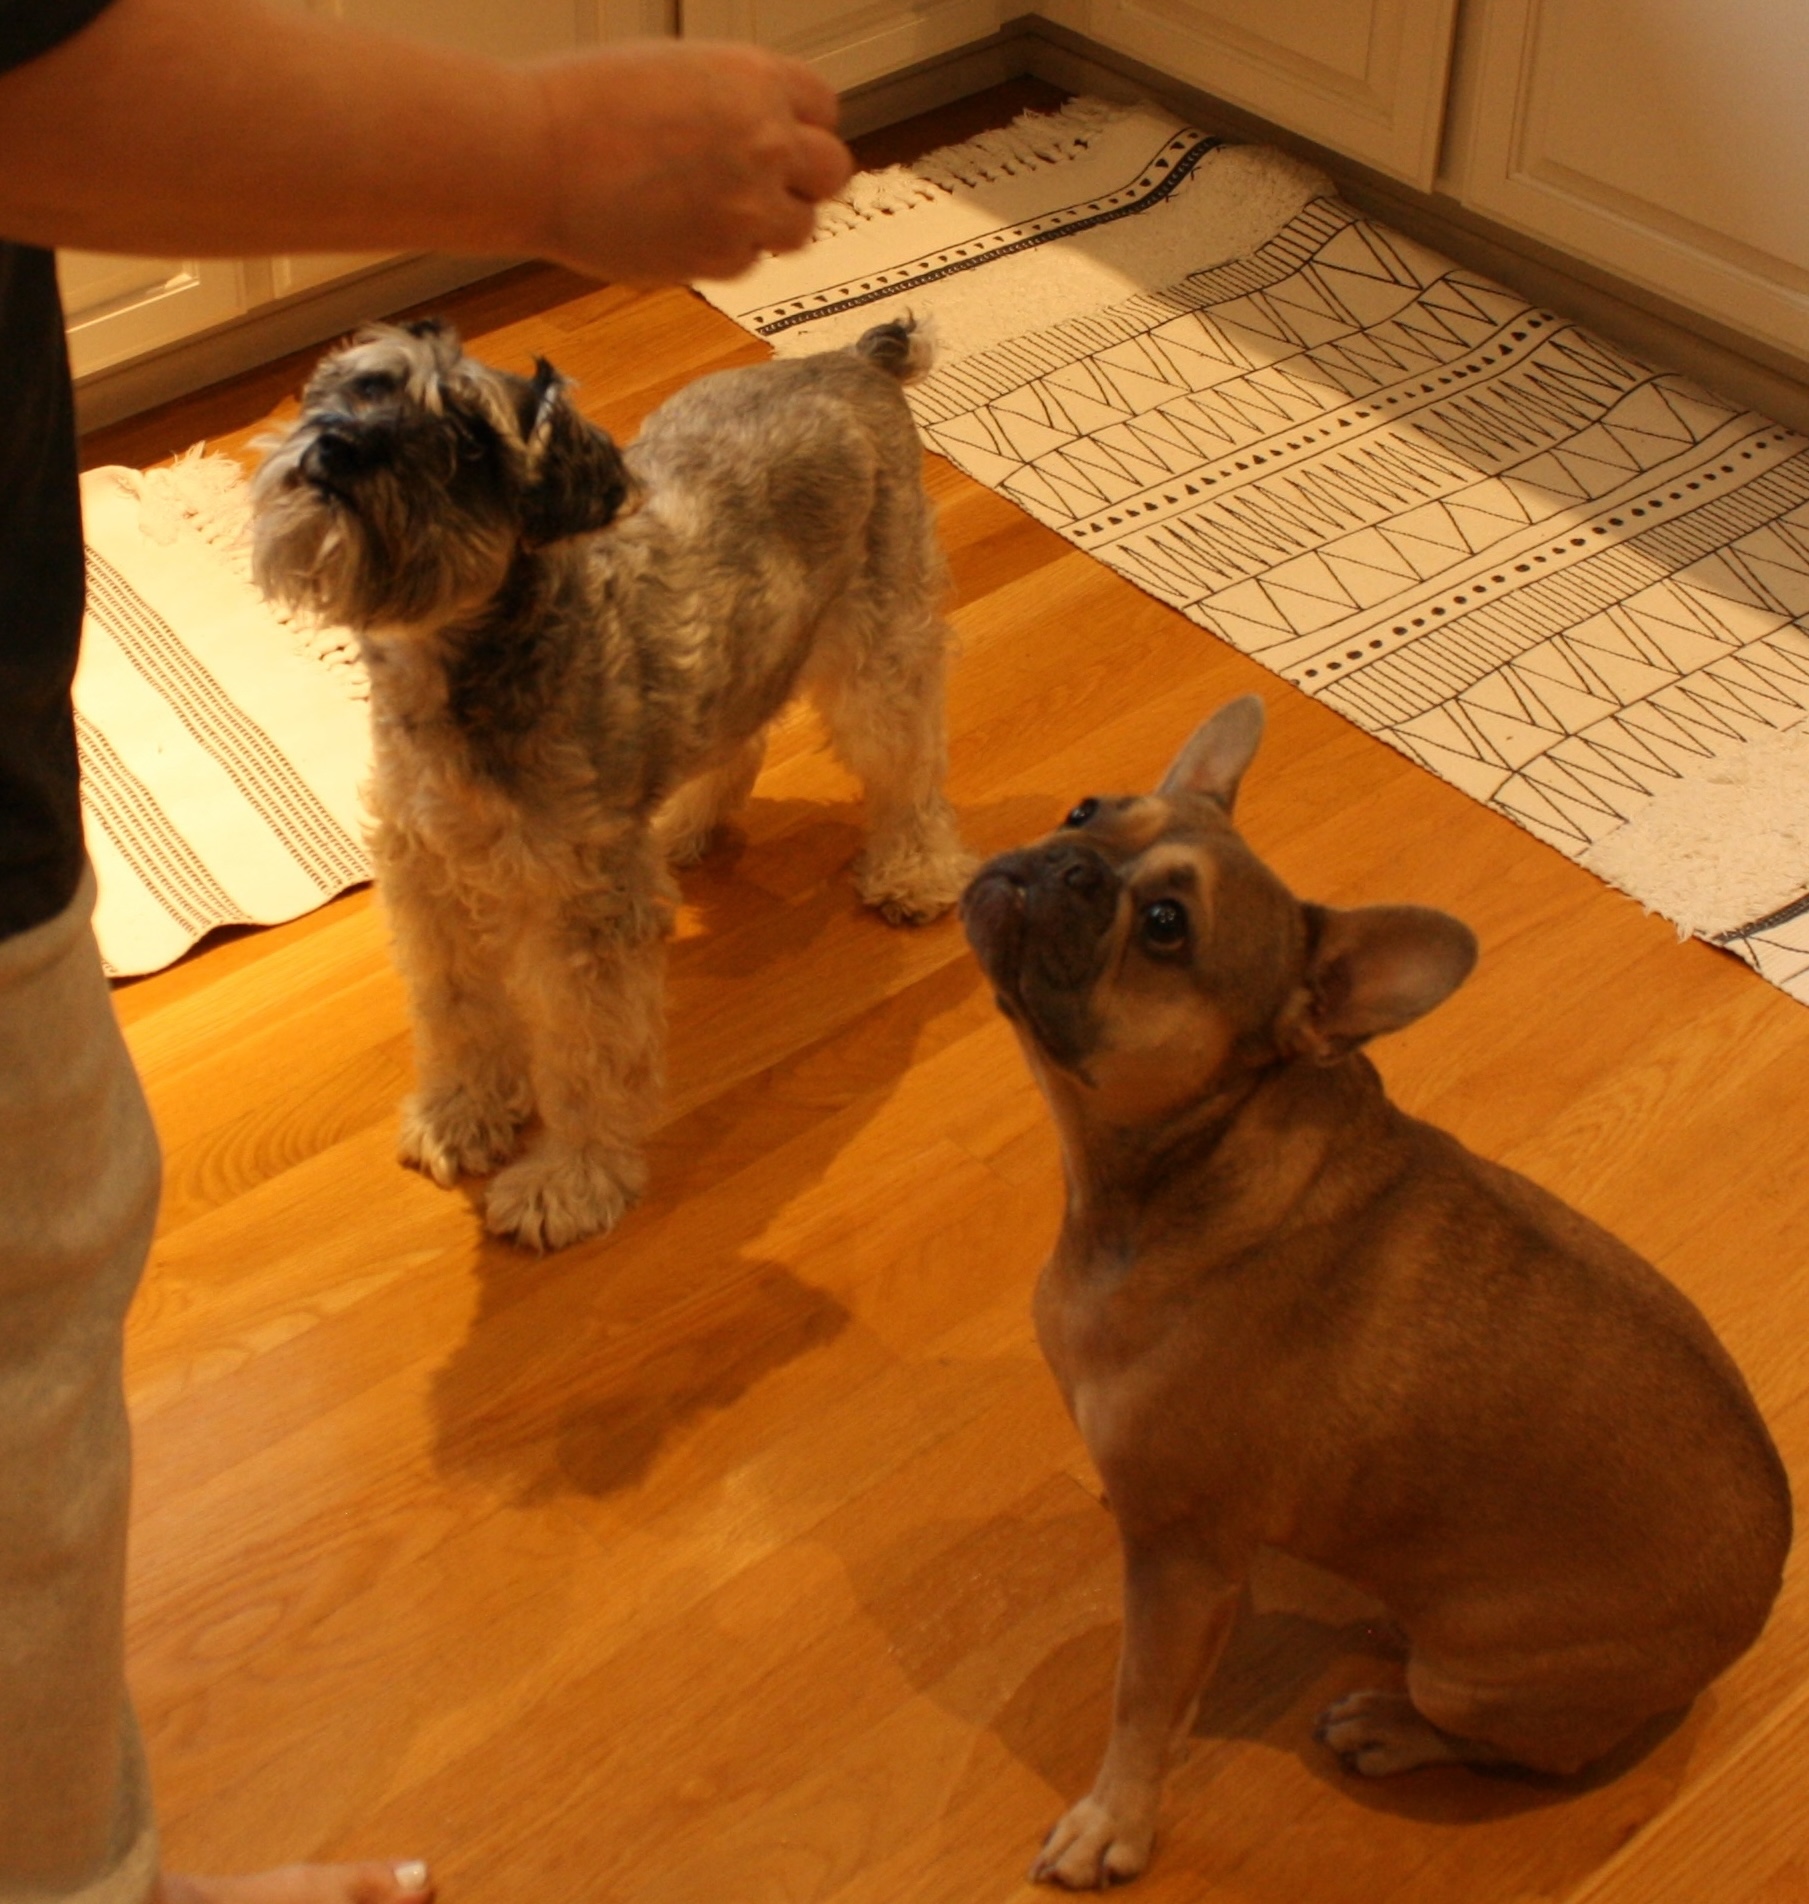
[0,0,127,939]
[0,0,117,72]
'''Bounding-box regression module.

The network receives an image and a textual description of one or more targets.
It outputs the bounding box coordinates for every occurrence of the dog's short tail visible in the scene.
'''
[853,314,935,385]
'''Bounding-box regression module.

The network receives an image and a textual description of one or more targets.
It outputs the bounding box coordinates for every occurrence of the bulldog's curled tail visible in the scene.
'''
[853,315,936,385]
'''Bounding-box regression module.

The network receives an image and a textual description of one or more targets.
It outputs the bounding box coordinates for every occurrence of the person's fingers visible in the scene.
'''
[773,54,841,130]
[340,1863,434,1904]
[786,122,854,203]
[154,1861,435,1904]
[760,190,819,257]
[700,233,764,281]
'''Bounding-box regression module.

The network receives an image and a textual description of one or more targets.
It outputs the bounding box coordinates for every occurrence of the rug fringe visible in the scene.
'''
[811,96,1132,239]
[116,449,368,699]
[1580,720,1809,941]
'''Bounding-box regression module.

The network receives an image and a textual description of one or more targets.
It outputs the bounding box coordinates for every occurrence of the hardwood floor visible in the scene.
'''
[88,87,1806,1904]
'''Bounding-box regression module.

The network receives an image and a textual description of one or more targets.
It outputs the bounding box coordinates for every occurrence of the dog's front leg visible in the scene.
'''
[380,844,532,1186]
[1035,1539,1242,1889]
[483,837,669,1251]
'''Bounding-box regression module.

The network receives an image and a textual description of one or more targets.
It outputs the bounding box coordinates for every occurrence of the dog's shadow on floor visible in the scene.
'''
[847,1508,1704,1843]
[425,788,1049,1507]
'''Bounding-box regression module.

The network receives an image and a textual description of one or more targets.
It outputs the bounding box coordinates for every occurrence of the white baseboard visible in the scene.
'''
[836,27,1034,139]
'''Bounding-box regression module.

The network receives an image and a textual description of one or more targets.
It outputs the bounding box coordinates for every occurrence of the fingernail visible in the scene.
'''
[393,1862,431,1895]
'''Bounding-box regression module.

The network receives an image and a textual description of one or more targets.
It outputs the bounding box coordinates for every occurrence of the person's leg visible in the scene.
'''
[0,867,159,1904]
[0,869,435,1904]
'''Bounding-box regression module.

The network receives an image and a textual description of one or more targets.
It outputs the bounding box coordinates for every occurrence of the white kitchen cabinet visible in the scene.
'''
[333,0,660,58]
[1039,0,1459,187]
[59,253,254,380]
[65,0,1809,419]
[1453,0,1809,360]
[680,0,1008,93]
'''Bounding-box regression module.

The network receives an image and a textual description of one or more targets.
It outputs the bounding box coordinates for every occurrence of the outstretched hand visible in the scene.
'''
[532,39,853,283]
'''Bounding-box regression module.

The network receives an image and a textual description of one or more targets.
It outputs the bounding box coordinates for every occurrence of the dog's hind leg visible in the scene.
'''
[1315,1687,1506,1775]
[653,732,767,867]
[809,619,974,924]
[1318,1649,1659,1778]
[482,831,670,1251]
[380,842,532,1185]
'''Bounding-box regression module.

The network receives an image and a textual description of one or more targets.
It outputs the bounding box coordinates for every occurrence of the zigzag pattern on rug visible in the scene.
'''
[702,103,1809,1007]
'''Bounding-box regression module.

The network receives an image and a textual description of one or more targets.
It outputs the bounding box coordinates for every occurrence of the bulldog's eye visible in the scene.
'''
[1064,797,1099,828]
[1141,898,1189,951]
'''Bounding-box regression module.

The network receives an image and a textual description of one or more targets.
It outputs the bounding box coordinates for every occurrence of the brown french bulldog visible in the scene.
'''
[961,696,1792,1889]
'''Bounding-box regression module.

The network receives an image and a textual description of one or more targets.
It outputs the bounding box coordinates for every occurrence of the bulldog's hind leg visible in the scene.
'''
[1315,1689,1506,1776]
[654,732,767,867]
[810,614,974,924]
[1318,1651,1657,1780]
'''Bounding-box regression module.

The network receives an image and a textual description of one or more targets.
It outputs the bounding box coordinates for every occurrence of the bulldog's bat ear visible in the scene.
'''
[1157,696,1265,811]
[518,359,630,548]
[1285,903,1478,1064]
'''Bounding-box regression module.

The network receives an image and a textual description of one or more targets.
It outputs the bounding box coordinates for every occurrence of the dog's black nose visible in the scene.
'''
[303,427,375,485]
[1038,842,1112,896]
[1023,843,1119,939]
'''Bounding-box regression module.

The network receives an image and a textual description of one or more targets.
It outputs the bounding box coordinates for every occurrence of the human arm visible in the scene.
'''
[0,0,851,281]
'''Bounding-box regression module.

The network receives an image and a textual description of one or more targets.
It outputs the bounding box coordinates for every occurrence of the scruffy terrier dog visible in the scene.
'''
[252,316,971,1250]
[964,698,1789,1888]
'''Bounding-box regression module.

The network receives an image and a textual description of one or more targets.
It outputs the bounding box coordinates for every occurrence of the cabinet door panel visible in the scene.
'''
[269,253,398,300]
[1045,0,1458,186]
[332,0,594,57]
[682,0,1006,92]
[58,253,250,379]
[1458,0,1809,356]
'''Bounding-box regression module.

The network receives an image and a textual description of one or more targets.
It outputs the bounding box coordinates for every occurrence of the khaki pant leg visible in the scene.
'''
[0,868,159,1904]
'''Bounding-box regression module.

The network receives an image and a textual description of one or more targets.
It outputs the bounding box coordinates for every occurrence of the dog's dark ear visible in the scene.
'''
[1284,903,1477,1064]
[402,316,462,372]
[518,359,629,548]
[1157,696,1265,812]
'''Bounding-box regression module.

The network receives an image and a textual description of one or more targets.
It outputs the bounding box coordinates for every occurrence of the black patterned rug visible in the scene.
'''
[701,99,1809,1006]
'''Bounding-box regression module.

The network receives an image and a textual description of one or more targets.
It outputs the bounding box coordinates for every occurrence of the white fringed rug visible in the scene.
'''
[698,98,1809,1007]
[77,457,369,978]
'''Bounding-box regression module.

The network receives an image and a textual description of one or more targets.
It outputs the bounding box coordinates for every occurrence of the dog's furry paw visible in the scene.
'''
[856,847,979,926]
[1316,1689,1461,1776]
[660,824,718,869]
[398,1086,526,1185]
[1032,1796,1153,1889]
[484,1146,646,1251]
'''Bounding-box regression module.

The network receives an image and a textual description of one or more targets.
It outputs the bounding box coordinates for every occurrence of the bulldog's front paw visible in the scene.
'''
[398,1084,526,1185]
[1032,1795,1153,1889]
[483,1145,644,1251]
